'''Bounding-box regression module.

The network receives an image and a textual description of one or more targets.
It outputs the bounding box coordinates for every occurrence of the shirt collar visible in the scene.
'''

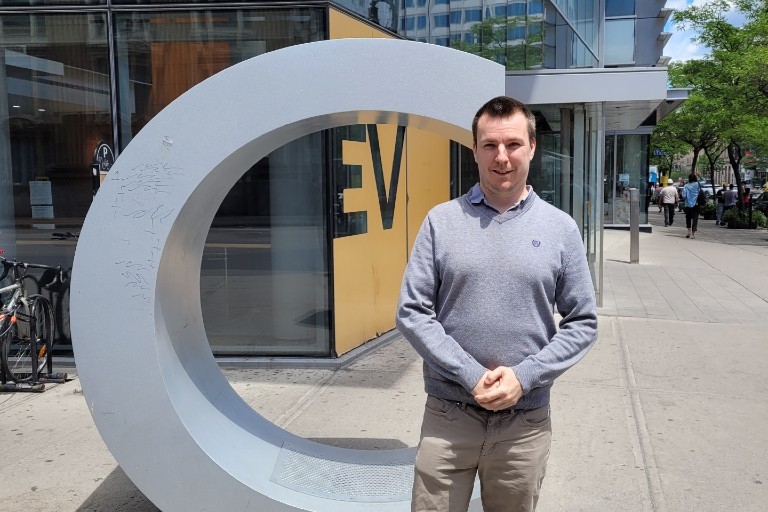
[469,183,532,212]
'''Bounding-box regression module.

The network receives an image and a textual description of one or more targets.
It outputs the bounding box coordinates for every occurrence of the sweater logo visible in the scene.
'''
[532,240,541,247]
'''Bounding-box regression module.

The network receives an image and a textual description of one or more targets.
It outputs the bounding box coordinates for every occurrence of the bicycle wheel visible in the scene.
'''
[22,274,40,296]
[31,296,54,375]
[1,299,33,382]
[2,296,52,382]
[56,285,71,344]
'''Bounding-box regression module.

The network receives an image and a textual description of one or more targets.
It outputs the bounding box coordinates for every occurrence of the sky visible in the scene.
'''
[663,0,748,63]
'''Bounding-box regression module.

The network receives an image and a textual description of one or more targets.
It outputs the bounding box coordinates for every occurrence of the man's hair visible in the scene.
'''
[689,173,698,183]
[730,184,735,189]
[472,96,536,145]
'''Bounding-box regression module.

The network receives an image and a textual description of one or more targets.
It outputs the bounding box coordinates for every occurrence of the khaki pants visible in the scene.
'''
[412,396,551,512]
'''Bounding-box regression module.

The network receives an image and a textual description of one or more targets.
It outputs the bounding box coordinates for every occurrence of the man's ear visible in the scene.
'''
[472,144,478,163]
[529,138,536,159]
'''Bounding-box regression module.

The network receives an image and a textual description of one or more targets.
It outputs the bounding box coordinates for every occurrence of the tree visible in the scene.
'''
[652,83,723,183]
[673,0,768,204]
[650,125,687,177]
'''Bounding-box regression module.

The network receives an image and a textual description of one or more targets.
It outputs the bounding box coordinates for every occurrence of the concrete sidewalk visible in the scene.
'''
[1,211,767,511]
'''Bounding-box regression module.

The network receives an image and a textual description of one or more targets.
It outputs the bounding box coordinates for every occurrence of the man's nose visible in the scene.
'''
[494,145,508,162]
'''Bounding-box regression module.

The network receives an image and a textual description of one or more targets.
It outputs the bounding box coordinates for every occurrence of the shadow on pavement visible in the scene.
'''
[76,466,158,512]
[306,437,410,450]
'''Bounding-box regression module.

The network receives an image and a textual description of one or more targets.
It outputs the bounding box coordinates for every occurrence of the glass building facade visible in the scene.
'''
[1,0,670,356]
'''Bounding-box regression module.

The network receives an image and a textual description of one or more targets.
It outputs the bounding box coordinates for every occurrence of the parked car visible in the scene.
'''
[752,191,768,215]
[699,184,722,199]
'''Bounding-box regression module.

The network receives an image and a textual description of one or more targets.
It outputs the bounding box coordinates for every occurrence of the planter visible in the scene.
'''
[702,212,716,220]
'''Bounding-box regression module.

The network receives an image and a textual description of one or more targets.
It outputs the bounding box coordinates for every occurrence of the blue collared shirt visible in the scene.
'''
[467,183,532,213]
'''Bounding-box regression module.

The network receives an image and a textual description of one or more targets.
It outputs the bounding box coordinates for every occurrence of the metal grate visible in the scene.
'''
[270,444,413,502]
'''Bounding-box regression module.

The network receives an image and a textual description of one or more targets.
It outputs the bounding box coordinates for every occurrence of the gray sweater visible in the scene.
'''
[396,186,598,410]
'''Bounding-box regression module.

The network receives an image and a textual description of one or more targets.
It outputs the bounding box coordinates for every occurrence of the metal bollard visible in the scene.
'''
[629,188,639,263]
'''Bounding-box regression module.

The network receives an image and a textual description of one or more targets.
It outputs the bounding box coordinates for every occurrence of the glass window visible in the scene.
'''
[529,1,543,15]
[433,37,450,46]
[451,11,462,24]
[508,26,526,40]
[433,14,450,28]
[450,33,462,41]
[202,132,330,356]
[406,16,416,30]
[464,9,482,22]
[495,5,507,16]
[114,9,324,150]
[604,19,635,65]
[405,0,415,7]
[604,133,648,224]
[605,0,635,17]
[111,8,329,356]
[434,0,450,4]
[1,12,110,351]
[509,2,526,16]
[417,15,427,29]
[417,0,427,6]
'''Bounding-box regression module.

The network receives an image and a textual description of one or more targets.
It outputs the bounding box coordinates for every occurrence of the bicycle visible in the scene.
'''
[0,257,56,385]
[38,265,72,345]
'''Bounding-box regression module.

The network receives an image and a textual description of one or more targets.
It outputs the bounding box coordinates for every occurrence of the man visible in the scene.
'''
[659,178,678,226]
[652,183,662,212]
[723,184,738,225]
[396,96,598,512]
[715,185,725,225]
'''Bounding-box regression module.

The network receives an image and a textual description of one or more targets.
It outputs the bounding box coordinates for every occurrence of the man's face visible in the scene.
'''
[473,112,536,203]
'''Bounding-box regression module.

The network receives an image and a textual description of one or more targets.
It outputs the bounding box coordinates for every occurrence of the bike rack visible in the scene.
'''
[72,39,504,512]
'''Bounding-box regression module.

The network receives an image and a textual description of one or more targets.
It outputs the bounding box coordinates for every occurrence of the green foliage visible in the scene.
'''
[753,210,768,228]
[722,207,768,228]
[653,0,768,195]
[700,200,717,218]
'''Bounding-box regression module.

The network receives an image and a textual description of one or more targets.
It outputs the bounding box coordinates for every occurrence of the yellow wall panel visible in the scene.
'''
[333,125,450,355]
[333,125,407,354]
[326,5,451,356]
[405,129,451,253]
[329,7,393,40]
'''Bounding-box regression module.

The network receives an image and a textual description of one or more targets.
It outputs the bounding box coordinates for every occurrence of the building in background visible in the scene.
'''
[1,0,680,358]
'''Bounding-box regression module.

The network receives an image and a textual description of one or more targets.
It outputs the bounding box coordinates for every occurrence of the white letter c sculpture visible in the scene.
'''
[72,39,505,511]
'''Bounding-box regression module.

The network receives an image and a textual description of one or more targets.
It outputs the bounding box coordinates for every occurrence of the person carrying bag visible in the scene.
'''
[682,174,703,238]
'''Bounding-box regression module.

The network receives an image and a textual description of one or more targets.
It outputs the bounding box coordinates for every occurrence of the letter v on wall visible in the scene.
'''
[367,124,406,230]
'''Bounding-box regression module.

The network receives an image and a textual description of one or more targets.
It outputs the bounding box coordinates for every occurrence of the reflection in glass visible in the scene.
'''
[114,9,324,151]
[604,133,649,224]
[202,133,330,356]
[1,12,110,351]
[605,0,635,18]
[605,19,635,65]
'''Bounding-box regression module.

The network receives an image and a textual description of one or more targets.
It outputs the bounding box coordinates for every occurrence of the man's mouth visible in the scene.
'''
[492,169,512,175]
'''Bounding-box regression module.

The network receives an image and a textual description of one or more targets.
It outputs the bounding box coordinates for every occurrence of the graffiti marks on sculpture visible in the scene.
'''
[111,162,183,234]
[109,162,183,307]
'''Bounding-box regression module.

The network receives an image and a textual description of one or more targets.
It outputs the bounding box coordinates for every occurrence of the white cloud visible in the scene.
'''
[661,0,748,63]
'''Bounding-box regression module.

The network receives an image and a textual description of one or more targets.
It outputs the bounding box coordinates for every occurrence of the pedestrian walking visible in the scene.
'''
[397,95,598,512]
[652,183,662,212]
[715,186,725,225]
[722,184,737,225]
[659,178,678,226]
[681,173,701,238]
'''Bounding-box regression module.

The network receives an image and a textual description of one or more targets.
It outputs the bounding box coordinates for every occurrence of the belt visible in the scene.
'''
[453,401,516,414]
